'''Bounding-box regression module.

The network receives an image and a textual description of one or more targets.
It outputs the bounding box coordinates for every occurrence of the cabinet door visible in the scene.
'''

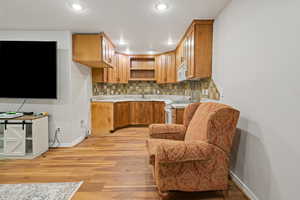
[117,54,129,83]
[166,52,176,83]
[114,102,130,128]
[91,102,114,135]
[72,34,102,67]
[176,42,184,70]
[186,29,195,79]
[176,108,185,124]
[4,125,26,156]
[162,55,167,83]
[107,66,118,83]
[130,102,153,125]
[172,108,184,124]
[158,55,167,83]
[102,37,111,64]
[155,55,164,83]
[194,24,213,78]
[102,38,108,63]
[152,102,165,123]
[92,68,105,83]
[102,36,116,67]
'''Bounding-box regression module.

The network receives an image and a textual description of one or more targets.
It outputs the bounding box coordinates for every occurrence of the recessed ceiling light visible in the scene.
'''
[72,3,83,11]
[167,38,173,45]
[155,2,168,12]
[125,48,131,54]
[148,50,155,55]
[119,39,127,46]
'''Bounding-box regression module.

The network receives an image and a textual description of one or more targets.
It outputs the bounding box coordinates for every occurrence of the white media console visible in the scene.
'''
[0,115,49,159]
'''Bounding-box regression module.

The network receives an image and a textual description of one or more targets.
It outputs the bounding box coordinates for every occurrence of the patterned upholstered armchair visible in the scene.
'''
[149,102,202,141]
[146,102,240,196]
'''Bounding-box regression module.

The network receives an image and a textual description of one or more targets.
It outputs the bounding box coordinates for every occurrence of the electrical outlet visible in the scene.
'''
[80,120,85,128]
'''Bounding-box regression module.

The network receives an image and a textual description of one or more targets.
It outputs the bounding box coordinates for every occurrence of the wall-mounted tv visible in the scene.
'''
[0,41,57,99]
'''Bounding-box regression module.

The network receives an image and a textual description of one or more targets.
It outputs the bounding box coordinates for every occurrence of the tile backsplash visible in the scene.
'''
[93,78,220,101]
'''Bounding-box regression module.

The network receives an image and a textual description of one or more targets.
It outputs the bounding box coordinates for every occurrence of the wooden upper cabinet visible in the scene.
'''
[102,36,116,66]
[155,54,164,84]
[79,19,213,83]
[92,68,108,83]
[176,20,213,79]
[116,54,130,83]
[156,51,176,84]
[166,52,176,83]
[93,53,129,83]
[73,33,116,68]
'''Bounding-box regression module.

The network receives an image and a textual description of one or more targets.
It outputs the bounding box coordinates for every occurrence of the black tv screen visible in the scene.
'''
[0,41,57,99]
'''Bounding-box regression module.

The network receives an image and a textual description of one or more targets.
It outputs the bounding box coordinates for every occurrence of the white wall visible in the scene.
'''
[70,61,92,144]
[0,31,92,146]
[213,0,300,199]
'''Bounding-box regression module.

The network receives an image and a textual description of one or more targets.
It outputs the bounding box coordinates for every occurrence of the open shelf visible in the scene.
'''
[129,78,156,81]
[0,140,3,154]
[0,124,3,139]
[130,67,155,71]
[130,70,155,81]
[26,140,33,154]
[130,57,156,81]
[26,124,32,138]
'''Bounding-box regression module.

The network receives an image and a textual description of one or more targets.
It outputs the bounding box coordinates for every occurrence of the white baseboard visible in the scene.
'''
[230,171,259,200]
[50,135,85,147]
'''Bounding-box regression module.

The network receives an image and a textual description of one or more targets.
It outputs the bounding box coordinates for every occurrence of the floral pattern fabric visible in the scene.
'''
[146,102,240,194]
[149,124,186,141]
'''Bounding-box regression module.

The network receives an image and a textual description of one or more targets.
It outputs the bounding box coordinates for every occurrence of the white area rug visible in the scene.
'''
[0,182,83,200]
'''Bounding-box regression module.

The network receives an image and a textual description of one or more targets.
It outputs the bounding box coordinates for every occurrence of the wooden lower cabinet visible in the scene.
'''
[91,102,114,136]
[91,101,165,135]
[172,108,185,124]
[114,102,130,129]
[129,102,154,125]
[153,102,166,124]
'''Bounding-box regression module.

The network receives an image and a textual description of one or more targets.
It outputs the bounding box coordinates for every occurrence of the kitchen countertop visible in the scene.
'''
[91,95,218,108]
[91,95,193,108]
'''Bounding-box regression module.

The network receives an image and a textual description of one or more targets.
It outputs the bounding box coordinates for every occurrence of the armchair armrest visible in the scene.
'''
[149,124,186,140]
[155,141,215,163]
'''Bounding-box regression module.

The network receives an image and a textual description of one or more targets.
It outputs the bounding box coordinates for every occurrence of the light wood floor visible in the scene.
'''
[0,127,248,200]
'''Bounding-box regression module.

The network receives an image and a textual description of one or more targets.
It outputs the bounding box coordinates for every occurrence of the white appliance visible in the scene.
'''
[177,62,188,82]
[164,104,173,124]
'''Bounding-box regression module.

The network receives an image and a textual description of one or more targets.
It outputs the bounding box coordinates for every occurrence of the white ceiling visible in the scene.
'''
[0,0,230,54]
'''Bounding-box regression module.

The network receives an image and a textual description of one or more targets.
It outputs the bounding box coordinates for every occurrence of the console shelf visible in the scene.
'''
[0,115,48,159]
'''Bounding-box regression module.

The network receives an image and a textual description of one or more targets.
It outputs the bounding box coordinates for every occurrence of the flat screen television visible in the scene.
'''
[0,41,57,99]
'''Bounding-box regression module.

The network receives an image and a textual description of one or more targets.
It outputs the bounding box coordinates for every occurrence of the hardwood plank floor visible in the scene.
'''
[0,127,249,200]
